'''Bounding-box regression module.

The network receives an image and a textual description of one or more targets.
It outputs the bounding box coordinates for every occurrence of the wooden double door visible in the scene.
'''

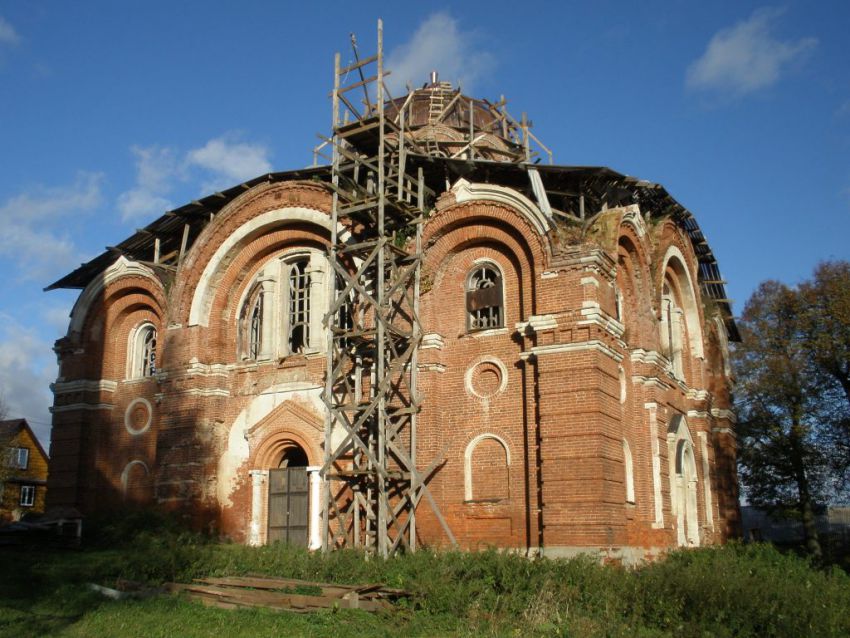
[267,467,309,546]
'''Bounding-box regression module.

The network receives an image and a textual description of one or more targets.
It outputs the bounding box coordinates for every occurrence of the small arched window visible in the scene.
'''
[130,323,157,378]
[466,264,504,331]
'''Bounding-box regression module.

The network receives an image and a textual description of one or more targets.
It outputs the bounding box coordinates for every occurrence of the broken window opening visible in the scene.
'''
[467,264,504,331]
[249,291,264,360]
[288,259,311,353]
[130,323,157,379]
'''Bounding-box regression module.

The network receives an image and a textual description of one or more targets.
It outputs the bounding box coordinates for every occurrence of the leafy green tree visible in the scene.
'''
[734,261,850,560]
[734,282,825,558]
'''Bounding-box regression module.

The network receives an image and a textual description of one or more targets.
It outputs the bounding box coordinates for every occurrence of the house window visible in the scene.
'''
[466,264,504,331]
[20,485,35,507]
[7,447,29,469]
[130,323,157,378]
[288,258,311,353]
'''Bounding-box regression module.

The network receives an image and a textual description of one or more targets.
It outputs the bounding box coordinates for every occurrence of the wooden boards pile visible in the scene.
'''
[167,575,411,613]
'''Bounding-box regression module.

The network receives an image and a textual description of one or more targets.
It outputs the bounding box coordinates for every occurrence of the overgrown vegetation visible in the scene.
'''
[1,519,849,637]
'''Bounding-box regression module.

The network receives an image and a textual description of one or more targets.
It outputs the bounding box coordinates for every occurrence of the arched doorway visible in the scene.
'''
[676,440,700,547]
[267,442,310,545]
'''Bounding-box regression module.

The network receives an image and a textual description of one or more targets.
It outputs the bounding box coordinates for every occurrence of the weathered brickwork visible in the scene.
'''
[47,169,740,559]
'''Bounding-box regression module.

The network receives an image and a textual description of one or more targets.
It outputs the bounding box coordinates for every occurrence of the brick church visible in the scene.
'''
[46,39,740,560]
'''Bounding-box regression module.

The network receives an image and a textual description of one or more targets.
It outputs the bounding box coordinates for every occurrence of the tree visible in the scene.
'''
[734,261,850,560]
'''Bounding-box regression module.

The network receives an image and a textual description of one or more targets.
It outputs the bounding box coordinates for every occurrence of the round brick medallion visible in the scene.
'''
[466,358,508,399]
[124,397,152,435]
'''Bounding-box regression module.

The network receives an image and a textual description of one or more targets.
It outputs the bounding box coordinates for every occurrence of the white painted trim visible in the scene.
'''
[618,205,647,237]
[697,432,715,532]
[631,375,673,391]
[306,466,322,551]
[121,460,150,498]
[168,388,231,398]
[464,356,509,400]
[660,245,705,360]
[189,207,346,327]
[124,397,153,435]
[527,340,623,363]
[515,314,558,334]
[420,333,446,350]
[418,363,447,373]
[630,349,670,366]
[249,470,267,546]
[623,439,635,503]
[450,178,553,236]
[645,403,664,528]
[68,256,160,336]
[51,379,118,395]
[577,302,625,338]
[50,402,114,413]
[711,409,737,423]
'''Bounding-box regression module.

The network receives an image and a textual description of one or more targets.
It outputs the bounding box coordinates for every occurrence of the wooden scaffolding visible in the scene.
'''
[319,20,455,556]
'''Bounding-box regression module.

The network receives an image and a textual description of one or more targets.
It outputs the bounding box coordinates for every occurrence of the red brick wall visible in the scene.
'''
[47,182,740,553]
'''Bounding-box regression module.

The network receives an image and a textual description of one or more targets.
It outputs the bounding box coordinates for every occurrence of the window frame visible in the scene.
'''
[465,262,505,332]
[128,322,158,379]
[236,249,329,361]
[7,447,29,470]
[20,484,35,507]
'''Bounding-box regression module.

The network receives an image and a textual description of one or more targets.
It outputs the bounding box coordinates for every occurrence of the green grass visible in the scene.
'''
[1,532,849,637]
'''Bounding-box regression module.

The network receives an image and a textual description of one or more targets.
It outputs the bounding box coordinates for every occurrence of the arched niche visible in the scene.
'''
[464,433,511,502]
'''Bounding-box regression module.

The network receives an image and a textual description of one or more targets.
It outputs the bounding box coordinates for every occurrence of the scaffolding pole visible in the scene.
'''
[320,19,454,556]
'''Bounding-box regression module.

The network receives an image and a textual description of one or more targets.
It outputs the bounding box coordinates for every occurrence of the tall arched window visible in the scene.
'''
[660,282,684,378]
[237,250,328,361]
[466,264,504,331]
[288,258,311,353]
[239,282,268,362]
[129,323,157,378]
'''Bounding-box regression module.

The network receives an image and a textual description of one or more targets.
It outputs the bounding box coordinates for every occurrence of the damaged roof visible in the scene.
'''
[45,156,738,339]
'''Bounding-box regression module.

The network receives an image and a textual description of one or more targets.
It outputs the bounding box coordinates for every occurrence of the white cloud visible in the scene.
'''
[0,173,103,280]
[0,313,55,448]
[686,7,816,96]
[0,16,20,47]
[117,134,271,221]
[386,12,495,94]
[117,145,179,222]
[186,134,271,192]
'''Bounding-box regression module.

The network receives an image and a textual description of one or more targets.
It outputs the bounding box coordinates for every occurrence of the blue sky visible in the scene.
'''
[1,1,848,446]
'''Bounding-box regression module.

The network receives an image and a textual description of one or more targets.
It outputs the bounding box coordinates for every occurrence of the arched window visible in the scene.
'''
[249,291,264,360]
[287,258,311,353]
[623,439,635,503]
[129,323,157,378]
[660,282,684,378]
[466,264,504,331]
[237,251,328,361]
